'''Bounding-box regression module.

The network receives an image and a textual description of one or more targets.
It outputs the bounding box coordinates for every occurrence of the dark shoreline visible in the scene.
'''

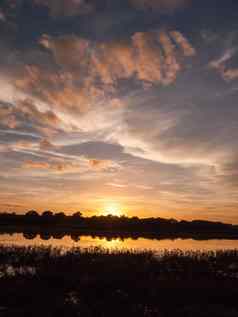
[1,212,238,242]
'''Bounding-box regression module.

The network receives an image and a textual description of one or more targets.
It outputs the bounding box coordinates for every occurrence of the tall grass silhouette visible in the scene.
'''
[0,246,238,316]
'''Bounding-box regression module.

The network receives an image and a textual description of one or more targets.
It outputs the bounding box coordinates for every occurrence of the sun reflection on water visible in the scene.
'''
[0,233,238,251]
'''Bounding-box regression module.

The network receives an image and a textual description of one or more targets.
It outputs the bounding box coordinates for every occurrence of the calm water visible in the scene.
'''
[0,233,238,251]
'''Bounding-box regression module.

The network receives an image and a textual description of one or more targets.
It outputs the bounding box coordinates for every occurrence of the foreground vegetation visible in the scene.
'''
[0,247,238,316]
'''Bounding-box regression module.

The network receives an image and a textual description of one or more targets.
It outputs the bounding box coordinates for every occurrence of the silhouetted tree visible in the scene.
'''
[52,232,65,239]
[72,211,83,218]
[23,232,37,240]
[40,232,51,240]
[71,234,80,242]
[26,210,39,217]
[42,211,53,217]
[55,212,66,221]
[41,211,54,225]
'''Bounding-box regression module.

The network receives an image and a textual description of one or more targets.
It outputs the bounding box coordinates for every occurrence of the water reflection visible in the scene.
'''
[0,233,237,251]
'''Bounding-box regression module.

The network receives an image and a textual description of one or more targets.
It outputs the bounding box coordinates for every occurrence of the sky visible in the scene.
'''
[0,0,238,223]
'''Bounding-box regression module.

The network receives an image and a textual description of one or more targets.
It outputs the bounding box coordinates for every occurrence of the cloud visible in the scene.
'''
[170,31,196,57]
[210,48,236,69]
[40,30,195,87]
[33,0,94,17]
[1,0,238,221]
[107,182,128,188]
[112,67,238,169]
[223,68,238,81]
[130,0,190,12]
[0,143,12,153]
[59,141,127,161]
[0,140,38,154]
[21,155,117,174]
[23,160,52,170]
[39,139,56,150]
[39,35,90,70]
[209,47,238,81]
[22,159,82,173]
[88,159,115,170]
[218,156,238,187]
[0,102,18,129]
[0,9,6,22]
[0,203,25,209]
[11,29,196,126]
[27,0,191,17]
[132,32,163,83]
[0,99,62,137]
[15,65,103,115]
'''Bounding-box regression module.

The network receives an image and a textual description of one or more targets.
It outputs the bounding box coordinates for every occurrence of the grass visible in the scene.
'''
[0,246,238,316]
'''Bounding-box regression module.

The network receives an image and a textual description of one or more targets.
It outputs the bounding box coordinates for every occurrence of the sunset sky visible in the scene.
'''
[0,0,238,223]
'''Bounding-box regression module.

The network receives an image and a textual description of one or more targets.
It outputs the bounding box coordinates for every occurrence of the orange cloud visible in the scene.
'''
[23,160,51,170]
[0,98,62,137]
[19,99,61,136]
[22,158,115,173]
[88,159,113,170]
[132,32,162,83]
[39,34,90,70]
[14,30,196,121]
[44,86,92,114]
[16,65,103,114]
[39,139,55,150]
[22,159,80,173]
[11,141,37,153]
[170,31,196,57]
[223,68,238,81]
[39,29,195,86]
[158,31,181,84]
[22,100,60,125]
[1,115,18,129]
[0,141,37,153]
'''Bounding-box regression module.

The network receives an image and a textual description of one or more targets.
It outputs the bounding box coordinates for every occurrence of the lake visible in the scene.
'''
[0,233,237,251]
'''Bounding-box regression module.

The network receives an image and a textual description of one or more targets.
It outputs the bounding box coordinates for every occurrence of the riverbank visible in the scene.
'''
[0,247,238,316]
[1,213,238,242]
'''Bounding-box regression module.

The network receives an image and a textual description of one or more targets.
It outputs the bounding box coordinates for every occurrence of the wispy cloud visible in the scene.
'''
[209,46,238,81]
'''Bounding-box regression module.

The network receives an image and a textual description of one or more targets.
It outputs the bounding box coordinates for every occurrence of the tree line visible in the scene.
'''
[0,210,237,236]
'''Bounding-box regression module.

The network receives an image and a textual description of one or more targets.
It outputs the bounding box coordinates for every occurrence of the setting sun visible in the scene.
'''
[103,202,123,216]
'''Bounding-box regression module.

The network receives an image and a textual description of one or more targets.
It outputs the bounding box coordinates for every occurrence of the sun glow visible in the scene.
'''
[103,202,123,216]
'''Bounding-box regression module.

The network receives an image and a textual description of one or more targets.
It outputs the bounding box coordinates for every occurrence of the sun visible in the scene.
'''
[103,202,123,217]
